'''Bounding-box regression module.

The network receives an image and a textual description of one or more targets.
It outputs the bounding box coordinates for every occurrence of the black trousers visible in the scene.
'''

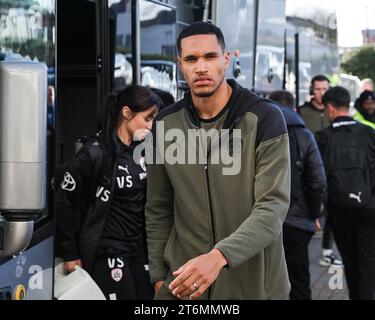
[322,214,334,250]
[283,225,314,300]
[331,210,375,300]
[91,251,154,300]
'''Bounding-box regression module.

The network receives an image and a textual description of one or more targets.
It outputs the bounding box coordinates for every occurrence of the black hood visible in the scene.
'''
[278,105,305,128]
[354,98,375,123]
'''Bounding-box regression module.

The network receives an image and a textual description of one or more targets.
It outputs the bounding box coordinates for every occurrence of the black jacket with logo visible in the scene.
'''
[55,134,148,273]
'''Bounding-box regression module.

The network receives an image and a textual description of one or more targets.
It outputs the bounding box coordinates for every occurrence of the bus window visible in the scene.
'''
[139,0,177,99]
[109,0,133,90]
[216,0,256,90]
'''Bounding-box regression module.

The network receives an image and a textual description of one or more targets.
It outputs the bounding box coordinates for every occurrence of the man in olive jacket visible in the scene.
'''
[145,22,291,300]
[298,75,331,133]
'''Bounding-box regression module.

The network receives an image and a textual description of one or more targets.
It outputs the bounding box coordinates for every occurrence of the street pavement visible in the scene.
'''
[309,231,349,300]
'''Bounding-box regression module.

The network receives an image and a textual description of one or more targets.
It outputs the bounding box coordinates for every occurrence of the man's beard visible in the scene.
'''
[192,77,224,98]
[194,90,215,98]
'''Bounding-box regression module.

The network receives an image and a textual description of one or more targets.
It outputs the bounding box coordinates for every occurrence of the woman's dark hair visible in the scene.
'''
[100,85,161,148]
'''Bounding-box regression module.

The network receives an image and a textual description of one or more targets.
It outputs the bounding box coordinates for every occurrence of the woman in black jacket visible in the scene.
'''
[56,85,161,300]
[270,90,326,300]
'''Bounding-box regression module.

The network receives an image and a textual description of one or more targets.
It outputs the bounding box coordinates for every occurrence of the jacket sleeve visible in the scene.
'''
[315,130,327,157]
[301,129,326,219]
[55,148,93,262]
[215,106,291,269]
[145,127,175,284]
[365,126,375,194]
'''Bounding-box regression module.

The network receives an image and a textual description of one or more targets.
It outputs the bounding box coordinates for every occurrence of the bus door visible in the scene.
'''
[56,0,111,163]
[0,0,56,300]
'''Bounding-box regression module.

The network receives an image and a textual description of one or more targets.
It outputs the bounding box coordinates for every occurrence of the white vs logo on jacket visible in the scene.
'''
[96,186,110,202]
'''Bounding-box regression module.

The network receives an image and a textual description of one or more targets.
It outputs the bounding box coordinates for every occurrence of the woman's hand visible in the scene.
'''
[64,259,82,273]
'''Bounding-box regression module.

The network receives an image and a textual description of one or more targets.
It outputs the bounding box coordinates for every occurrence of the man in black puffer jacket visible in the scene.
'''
[270,90,326,300]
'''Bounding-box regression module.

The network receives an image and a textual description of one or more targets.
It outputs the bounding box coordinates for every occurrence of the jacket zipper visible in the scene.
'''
[204,124,237,300]
[107,160,118,207]
[205,165,217,244]
[205,164,216,300]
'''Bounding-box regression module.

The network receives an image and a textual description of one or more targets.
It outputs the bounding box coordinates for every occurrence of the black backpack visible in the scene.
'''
[324,125,371,209]
[288,127,305,204]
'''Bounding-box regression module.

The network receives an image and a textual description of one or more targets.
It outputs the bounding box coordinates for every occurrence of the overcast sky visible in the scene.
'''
[337,0,375,47]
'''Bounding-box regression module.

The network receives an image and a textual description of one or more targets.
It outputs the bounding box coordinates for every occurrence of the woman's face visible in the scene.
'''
[123,106,158,141]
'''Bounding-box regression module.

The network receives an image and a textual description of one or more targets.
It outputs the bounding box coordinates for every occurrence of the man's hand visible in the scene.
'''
[64,259,82,273]
[154,281,164,294]
[315,219,322,231]
[168,249,227,300]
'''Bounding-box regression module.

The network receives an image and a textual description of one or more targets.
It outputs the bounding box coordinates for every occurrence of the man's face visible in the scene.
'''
[177,34,230,98]
[362,99,375,115]
[312,80,330,105]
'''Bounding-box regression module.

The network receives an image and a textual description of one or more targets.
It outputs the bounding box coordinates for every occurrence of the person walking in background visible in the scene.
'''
[299,75,331,133]
[299,75,342,268]
[354,90,375,129]
[270,90,326,300]
[316,86,375,300]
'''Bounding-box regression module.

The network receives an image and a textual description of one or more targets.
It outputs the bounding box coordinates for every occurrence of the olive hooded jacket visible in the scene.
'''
[145,80,291,300]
